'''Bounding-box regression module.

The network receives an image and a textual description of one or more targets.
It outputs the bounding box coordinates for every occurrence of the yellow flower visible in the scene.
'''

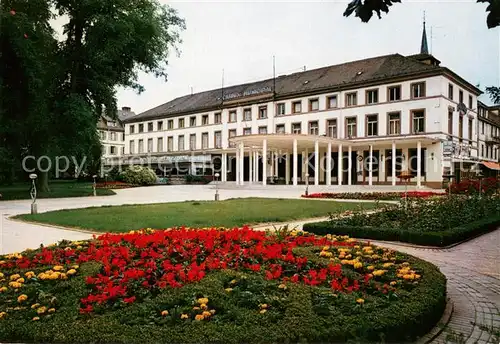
[322,246,330,251]
[354,262,363,269]
[200,303,208,310]
[373,270,386,277]
[0,287,7,293]
[0,272,4,278]
[229,279,237,285]
[8,282,22,289]
[32,316,40,321]
[0,312,6,319]
[278,283,287,290]
[25,271,35,279]
[356,298,365,304]
[202,311,211,317]
[390,281,397,286]
[259,303,268,309]
[52,266,64,271]
[197,297,208,305]
[192,306,200,310]
[71,265,80,269]
[259,309,267,314]
[17,294,28,303]
[383,263,394,268]
[180,314,188,319]
[48,308,55,314]
[37,306,47,314]
[66,269,77,276]
[161,310,169,316]
[9,274,20,281]
[194,314,204,321]
[31,303,40,309]
[210,309,216,315]
[16,278,25,283]
[224,288,233,293]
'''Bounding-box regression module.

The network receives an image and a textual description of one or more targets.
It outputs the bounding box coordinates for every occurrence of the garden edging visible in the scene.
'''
[416,298,454,344]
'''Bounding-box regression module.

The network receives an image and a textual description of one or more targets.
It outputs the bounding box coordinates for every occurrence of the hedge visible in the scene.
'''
[303,215,500,247]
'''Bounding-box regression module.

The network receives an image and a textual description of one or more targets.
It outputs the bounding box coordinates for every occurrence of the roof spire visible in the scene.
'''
[420,11,429,54]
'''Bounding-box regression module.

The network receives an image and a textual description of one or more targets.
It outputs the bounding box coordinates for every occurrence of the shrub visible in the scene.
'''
[185,175,213,184]
[119,166,157,186]
[450,177,499,195]
[0,228,446,343]
[302,191,445,200]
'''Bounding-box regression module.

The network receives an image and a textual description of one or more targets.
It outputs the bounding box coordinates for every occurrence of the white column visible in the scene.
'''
[314,140,319,185]
[285,151,290,185]
[293,139,298,186]
[348,145,352,186]
[338,144,343,186]
[235,149,240,185]
[239,143,245,185]
[326,142,332,185]
[222,153,227,182]
[417,141,422,188]
[262,139,267,185]
[304,148,309,182]
[249,150,253,184]
[274,150,279,178]
[369,145,373,186]
[392,142,396,186]
[254,151,259,183]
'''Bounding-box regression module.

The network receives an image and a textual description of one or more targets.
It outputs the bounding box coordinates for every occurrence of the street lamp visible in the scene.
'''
[214,173,220,201]
[472,165,484,197]
[92,175,97,197]
[104,173,109,187]
[305,173,310,196]
[29,174,37,214]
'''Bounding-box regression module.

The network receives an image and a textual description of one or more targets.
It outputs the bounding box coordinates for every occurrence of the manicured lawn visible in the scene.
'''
[17,198,378,232]
[0,180,115,201]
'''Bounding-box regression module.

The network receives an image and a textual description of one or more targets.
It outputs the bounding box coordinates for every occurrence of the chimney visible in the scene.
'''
[122,106,131,112]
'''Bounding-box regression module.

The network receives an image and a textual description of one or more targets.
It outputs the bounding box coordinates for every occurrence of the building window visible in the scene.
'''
[138,139,144,153]
[243,128,251,136]
[130,125,135,134]
[229,111,237,123]
[327,95,338,109]
[190,116,196,127]
[121,147,125,155]
[178,118,185,128]
[366,89,378,104]
[157,137,163,152]
[167,137,173,152]
[411,82,426,99]
[411,110,425,133]
[167,120,173,130]
[292,101,302,113]
[157,121,163,131]
[459,90,464,104]
[481,144,484,157]
[276,103,286,116]
[388,112,400,135]
[148,122,153,132]
[482,121,485,134]
[110,146,116,155]
[308,121,319,135]
[258,126,268,134]
[178,135,185,151]
[147,138,153,152]
[327,119,337,138]
[276,124,285,134]
[459,116,463,139]
[110,132,116,141]
[138,124,144,133]
[448,110,453,135]
[214,131,222,148]
[468,119,473,141]
[388,85,401,102]
[346,92,357,106]
[202,115,209,125]
[189,134,196,150]
[346,117,357,138]
[228,129,236,147]
[309,98,319,111]
[468,95,473,109]
[448,84,453,100]
[292,123,301,134]
[243,108,252,121]
[100,131,106,140]
[258,106,267,119]
[129,140,135,154]
[214,112,222,124]
[122,133,125,141]
[202,132,209,149]
[366,114,378,136]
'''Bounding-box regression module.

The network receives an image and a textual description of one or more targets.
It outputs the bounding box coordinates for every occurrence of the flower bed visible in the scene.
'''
[0,228,445,343]
[450,177,499,195]
[304,195,500,246]
[95,181,135,189]
[302,191,445,200]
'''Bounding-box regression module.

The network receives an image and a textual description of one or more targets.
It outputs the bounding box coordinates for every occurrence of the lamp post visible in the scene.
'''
[104,173,108,187]
[29,174,37,214]
[305,173,309,196]
[92,175,97,197]
[472,165,483,197]
[214,173,220,201]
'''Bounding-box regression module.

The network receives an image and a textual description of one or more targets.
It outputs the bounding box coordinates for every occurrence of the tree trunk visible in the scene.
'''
[37,170,50,192]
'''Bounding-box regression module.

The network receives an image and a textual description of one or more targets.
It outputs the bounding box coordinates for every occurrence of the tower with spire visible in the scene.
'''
[420,13,429,54]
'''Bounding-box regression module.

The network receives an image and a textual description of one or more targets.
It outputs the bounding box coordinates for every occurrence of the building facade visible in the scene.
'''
[99,107,136,166]
[477,102,500,174]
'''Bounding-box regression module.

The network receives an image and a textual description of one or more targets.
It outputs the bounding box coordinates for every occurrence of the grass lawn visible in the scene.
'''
[17,198,378,232]
[0,180,115,201]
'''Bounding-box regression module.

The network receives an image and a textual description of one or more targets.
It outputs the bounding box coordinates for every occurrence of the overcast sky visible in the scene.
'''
[105,1,499,112]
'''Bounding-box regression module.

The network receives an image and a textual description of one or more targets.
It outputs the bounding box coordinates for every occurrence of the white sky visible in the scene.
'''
[63,0,500,113]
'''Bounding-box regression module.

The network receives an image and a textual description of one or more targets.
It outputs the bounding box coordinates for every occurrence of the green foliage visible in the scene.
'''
[119,166,157,186]
[0,250,446,343]
[486,85,500,104]
[185,175,211,184]
[304,195,500,246]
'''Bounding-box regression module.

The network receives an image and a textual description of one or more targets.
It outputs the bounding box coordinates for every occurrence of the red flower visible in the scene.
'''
[123,296,136,304]
[10,9,16,15]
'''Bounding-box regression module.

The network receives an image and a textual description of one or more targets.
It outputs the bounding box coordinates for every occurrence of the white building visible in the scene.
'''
[99,107,136,166]
[121,28,492,188]
[477,102,500,173]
